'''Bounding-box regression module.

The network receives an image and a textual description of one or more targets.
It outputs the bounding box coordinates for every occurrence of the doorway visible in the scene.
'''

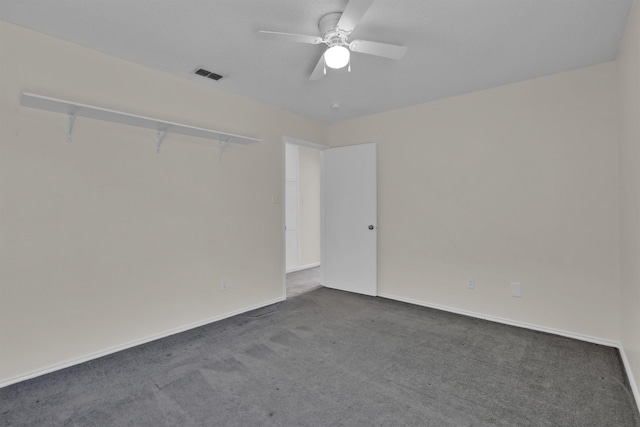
[283,138,378,299]
[284,140,323,297]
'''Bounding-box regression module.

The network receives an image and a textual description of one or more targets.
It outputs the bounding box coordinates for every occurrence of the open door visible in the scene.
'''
[323,143,377,296]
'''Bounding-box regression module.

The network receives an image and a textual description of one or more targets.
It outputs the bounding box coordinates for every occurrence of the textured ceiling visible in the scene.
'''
[0,0,633,123]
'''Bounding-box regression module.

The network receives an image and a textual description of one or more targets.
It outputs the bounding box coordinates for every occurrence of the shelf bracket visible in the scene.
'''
[156,130,167,154]
[218,137,233,160]
[66,107,78,143]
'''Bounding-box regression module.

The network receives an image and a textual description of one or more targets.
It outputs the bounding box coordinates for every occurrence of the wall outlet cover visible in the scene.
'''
[467,277,475,289]
[510,282,522,297]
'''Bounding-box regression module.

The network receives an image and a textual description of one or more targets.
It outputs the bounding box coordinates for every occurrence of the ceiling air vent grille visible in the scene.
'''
[195,68,222,81]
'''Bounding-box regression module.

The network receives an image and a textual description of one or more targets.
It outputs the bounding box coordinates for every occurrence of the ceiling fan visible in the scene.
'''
[258,0,408,81]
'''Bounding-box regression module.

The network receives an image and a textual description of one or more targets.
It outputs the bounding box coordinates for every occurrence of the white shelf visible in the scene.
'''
[20,92,260,157]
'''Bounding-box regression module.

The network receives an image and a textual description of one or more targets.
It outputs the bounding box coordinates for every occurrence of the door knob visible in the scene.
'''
[368,225,375,230]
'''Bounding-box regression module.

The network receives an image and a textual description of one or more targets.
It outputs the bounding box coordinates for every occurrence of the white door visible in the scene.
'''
[285,143,299,271]
[323,143,377,296]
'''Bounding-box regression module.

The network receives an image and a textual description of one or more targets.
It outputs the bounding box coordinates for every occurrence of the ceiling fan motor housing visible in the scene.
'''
[319,12,349,46]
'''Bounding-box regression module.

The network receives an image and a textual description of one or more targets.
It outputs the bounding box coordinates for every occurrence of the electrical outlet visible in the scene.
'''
[221,280,229,291]
[510,282,522,297]
[467,277,475,289]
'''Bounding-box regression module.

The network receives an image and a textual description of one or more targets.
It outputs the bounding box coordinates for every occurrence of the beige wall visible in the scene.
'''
[328,62,621,342]
[0,21,325,385]
[618,0,640,401]
[298,146,321,267]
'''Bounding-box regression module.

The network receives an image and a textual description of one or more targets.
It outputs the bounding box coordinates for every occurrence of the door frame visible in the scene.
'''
[284,143,301,271]
[282,136,328,298]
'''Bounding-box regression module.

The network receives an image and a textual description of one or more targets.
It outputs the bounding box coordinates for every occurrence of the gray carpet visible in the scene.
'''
[286,266,322,298]
[1,287,639,426]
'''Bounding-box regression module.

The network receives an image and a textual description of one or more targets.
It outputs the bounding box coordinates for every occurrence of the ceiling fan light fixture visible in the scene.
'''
[324,45,350,69]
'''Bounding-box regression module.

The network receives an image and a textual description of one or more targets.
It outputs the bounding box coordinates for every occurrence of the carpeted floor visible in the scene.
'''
[1,287,639,426]
[286,266,322,298]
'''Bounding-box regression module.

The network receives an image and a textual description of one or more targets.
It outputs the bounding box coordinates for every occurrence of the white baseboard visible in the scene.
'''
[378,293,619,347]
[619,346,640,411]
[286,262,320,274]
[379,292,640,410]
[0,296,285,389]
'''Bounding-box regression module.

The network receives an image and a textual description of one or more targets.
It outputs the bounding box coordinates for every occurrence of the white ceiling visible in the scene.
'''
[0,0,633,123]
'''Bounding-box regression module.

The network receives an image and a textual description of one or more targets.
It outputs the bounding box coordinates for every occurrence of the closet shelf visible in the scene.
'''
[20,92,260,157]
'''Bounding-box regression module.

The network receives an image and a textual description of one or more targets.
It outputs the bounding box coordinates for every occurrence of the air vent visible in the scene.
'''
[195,68,222,81]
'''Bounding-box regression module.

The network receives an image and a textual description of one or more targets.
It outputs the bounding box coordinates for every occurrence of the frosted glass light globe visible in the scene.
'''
[324,45,350,69]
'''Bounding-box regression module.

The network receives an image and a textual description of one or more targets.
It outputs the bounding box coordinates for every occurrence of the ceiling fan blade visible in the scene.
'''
[349,40,408,60]
[258,31,323,45]
[309,54,326,81]
[337,0,374,34]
